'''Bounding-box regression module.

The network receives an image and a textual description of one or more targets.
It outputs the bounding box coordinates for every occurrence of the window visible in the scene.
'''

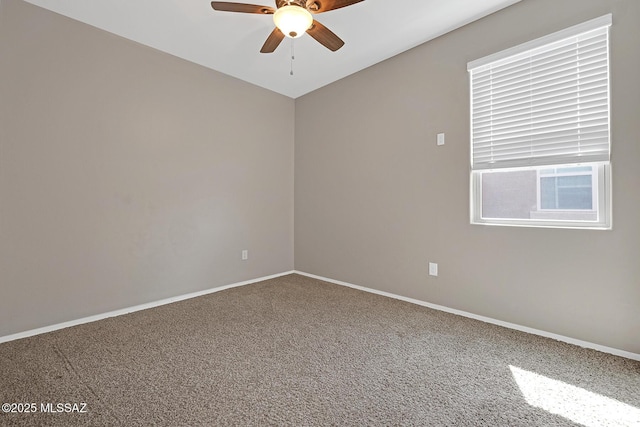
[468,15,612,229]
[538,166,595,211]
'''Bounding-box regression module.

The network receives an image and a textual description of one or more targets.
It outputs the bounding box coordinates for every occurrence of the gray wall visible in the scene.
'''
[295,0,640,354]
[0,0,294,337]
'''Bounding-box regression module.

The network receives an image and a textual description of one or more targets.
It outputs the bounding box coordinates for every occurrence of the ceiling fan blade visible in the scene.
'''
[210,2,275,14]
[306,20,344,51]
[305,0,364,13]
[260,27,285,53]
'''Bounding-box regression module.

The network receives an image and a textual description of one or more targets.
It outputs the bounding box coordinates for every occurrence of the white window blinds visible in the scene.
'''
[468,15,612,170]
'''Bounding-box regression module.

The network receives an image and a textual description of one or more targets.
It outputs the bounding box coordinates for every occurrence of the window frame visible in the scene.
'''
[468,14,613,230]
[470,163,611,229]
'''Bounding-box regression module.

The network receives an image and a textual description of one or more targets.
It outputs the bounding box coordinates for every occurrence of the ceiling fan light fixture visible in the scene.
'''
[273,5,313,39]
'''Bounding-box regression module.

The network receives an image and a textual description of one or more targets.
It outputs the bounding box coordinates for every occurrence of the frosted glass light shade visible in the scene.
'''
[273,5,313,39]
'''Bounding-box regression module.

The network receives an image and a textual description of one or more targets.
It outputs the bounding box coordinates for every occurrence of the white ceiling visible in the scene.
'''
[23,0,521,98]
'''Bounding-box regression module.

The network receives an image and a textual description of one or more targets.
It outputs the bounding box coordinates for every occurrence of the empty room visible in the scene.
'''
[1,0,639,425]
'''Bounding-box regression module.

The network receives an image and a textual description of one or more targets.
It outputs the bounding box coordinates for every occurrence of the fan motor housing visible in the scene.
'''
[276,0,308,9]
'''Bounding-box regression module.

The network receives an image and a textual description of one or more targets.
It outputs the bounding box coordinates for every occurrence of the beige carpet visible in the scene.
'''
[0,274,638,426]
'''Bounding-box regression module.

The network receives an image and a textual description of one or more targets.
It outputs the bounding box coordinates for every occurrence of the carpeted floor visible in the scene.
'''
[0,274,638,426]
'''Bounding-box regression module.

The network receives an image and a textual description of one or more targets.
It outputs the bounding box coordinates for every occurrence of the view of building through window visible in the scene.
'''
[481,165,598,222]
[539,166,595,210]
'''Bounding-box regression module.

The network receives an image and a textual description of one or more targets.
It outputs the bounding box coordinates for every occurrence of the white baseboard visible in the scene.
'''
[294,271,640,362]
[0,271,295,345]
[4,269,638,362]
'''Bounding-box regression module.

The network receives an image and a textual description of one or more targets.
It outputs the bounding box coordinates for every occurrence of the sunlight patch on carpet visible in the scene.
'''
[509,365,640,427]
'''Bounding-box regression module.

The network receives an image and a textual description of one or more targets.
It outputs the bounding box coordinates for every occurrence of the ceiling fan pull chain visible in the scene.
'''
[290,38,295,76]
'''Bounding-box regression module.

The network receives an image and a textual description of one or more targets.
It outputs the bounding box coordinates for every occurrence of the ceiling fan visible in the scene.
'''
[210,0,365,53]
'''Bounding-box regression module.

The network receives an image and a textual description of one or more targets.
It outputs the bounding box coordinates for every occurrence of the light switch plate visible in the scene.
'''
[429,262,438,276]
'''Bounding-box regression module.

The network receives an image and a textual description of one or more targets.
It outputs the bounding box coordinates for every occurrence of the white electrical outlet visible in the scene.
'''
[241,250,248,261]
[437,133,445,146]
[429,262,438,277]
